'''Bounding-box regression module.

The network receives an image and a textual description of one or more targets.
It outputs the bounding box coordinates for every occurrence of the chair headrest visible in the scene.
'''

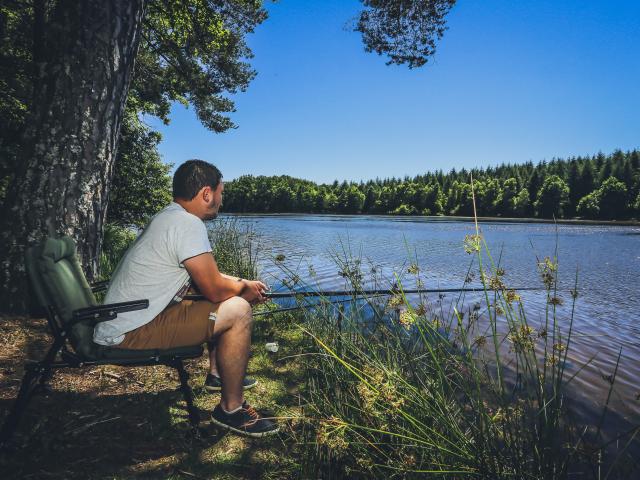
[41,236,76,263]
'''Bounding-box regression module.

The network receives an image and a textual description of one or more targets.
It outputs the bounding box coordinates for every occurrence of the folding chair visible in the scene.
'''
[0,236,203,445]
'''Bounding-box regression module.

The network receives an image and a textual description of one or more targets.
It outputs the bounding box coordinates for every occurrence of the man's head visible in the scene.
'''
[173,160,224,220]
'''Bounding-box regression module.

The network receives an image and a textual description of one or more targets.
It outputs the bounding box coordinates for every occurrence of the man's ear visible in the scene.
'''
[201,186,212,202]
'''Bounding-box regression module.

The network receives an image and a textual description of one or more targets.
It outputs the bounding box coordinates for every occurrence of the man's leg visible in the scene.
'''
[117,296,253,408]
[116,296,277,435]
[209,296,278,437]
[207,341,219,376]
[206,320,257,392]
[209,296,253,412]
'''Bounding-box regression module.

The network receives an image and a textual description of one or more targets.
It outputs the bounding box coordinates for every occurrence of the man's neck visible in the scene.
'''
[174,198,204,220]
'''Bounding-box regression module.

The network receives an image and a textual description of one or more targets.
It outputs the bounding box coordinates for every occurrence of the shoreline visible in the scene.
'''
[224,212,640,227]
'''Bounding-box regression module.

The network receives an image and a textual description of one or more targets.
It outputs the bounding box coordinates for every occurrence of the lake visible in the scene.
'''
[214,214,640,430]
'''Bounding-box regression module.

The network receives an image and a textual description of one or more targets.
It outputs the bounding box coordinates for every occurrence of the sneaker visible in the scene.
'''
[211,402,279,437]
[204,374,258,392]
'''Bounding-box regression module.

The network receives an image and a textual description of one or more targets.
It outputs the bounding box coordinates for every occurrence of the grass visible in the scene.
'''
[1,215,639,479]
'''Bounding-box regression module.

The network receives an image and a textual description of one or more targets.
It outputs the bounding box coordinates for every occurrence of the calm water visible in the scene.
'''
[216,215,640,428]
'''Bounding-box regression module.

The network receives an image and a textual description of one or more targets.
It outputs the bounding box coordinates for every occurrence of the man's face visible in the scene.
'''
[203,181,224,220]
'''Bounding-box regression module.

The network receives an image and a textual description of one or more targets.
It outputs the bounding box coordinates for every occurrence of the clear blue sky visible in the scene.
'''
[148,0,640,184]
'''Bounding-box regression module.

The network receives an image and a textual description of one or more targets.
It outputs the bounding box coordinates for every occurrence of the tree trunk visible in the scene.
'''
[0,0,146,313]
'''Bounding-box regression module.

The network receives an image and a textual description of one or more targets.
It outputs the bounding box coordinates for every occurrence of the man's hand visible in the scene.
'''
[240,280,268,305]
[183,252,270,304]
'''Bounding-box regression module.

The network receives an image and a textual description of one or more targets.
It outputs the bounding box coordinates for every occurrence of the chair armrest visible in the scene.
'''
[72,299,149,325]
[91,280,110,293]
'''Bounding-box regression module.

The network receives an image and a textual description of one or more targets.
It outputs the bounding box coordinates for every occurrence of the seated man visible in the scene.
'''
[93,159,278,437]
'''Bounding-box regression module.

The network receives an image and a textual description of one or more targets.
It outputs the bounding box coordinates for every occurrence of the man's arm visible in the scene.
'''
[183,253,267,304]
[221,273,243,282]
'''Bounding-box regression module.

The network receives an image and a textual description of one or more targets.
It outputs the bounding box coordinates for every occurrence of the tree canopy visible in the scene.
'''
[222,150,640,221]
[357,0,456,68]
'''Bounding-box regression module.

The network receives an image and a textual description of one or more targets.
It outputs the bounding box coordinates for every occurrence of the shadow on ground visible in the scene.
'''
[0,315,305,479]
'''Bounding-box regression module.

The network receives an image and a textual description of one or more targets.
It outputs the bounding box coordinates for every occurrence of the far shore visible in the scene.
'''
[224,212,640,227]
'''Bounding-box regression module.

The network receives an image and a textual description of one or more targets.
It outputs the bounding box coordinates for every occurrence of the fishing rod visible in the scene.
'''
[184,286,543,302]
[264,286,543,299]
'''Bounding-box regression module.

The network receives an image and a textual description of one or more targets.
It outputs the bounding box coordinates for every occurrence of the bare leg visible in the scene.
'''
[210,296,253,411]
[207,341,218,376]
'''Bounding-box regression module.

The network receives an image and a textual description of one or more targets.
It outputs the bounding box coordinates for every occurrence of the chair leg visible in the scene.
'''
[173,360,200,428]
[0,337,63,446]
[0,365,41,446]
[33,338,63,394]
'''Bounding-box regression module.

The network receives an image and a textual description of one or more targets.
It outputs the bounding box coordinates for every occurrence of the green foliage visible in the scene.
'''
[107,113,172,227]
[474,177,501,216]
[0,2,32,204]
[391,203,416,215]
[99,224,137,279]
[566,161,581,217]
[577,177,629,220]
[598,176,627,219]
[223,150,640,221]
[209,217,258,280]
[131,0,267,133]
[498,177,519,216]
[535,175,569,218]
[357,0,456,68]
[512,188,531,216]
[577,191,600,219]
[338,185,366,213]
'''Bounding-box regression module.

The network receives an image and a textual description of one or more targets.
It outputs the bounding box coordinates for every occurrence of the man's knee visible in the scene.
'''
[222,296,253,328]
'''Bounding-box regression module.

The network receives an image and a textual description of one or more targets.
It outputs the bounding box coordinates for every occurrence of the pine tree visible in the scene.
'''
[527,168,543,207]
[566,160,581,217]
[622,158,634,190]
[579,161,596,199]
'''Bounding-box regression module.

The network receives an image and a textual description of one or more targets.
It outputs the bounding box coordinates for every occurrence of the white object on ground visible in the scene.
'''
[265,342,279,353]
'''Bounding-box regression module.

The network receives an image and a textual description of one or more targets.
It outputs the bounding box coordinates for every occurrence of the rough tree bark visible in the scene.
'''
[0,0,146,313]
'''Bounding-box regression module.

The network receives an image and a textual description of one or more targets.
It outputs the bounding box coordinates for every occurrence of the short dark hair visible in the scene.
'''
[173,159,223,200]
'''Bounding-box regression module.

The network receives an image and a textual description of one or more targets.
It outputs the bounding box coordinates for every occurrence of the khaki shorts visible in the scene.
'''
[117,300,219,350]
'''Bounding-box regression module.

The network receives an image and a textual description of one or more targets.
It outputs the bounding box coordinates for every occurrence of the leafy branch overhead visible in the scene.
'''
[357,0,456,68]
[132,0,268,133]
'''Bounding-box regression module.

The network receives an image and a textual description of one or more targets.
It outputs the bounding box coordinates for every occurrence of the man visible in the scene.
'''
[93,159,278,437]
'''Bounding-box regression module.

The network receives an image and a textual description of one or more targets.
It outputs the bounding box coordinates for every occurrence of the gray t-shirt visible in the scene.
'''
[93,202,212,346]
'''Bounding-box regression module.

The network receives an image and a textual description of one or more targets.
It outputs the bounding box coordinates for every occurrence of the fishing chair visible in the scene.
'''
[0,236,203,446]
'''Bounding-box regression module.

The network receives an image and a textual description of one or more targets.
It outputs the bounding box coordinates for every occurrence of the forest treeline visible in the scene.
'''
[223,150,640,220]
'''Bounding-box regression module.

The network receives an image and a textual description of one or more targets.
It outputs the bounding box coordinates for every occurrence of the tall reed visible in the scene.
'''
[287,227,635,479]
[208,216,259,280]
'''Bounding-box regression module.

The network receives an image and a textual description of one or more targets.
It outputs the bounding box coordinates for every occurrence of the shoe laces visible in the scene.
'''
[244,404,259,420]
[240,403,260,427]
